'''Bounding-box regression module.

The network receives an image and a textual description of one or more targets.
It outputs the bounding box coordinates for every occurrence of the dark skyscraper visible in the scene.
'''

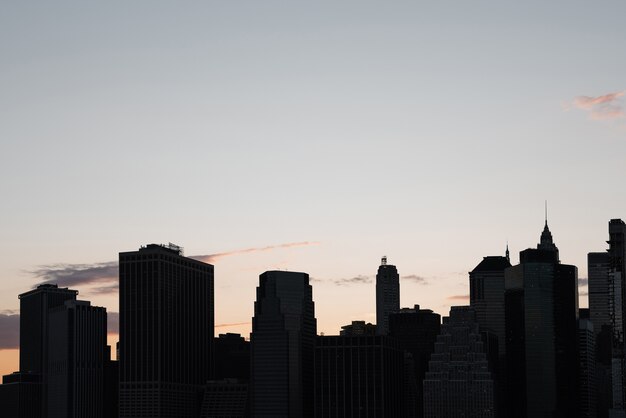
[388,305,441,418]
[119,243,214,418]
[589,219,626,417]
[315,334,405,418]
[251,270,316,418]
[47,300,107,418]
[578,309,597,418]
[18,284,78,417]
[504,220,579,418]
[423,306,495,418]
[376,256,399,335]
[469,254,511,416]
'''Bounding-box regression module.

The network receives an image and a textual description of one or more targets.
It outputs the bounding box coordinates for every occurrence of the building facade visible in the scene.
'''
[251,270,316,418]
[315,335,405,418]
[47,300,107,418]
[423,306,495,418]
[119,243,214,418]
[376,256,399,335]
[504,222,579,418]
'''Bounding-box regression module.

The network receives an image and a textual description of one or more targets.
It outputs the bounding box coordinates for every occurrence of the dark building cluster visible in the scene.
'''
[1,219,625,417]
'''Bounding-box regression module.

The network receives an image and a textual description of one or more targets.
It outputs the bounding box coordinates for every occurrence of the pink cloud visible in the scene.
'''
[573,91,625,120]
[192,241,320,263]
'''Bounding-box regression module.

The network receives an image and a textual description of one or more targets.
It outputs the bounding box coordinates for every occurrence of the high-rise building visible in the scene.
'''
[315,334,405,418]
[588,219,626,417]
[47,300,107,418]
[579,309,597,418]
[119,243,214,418]
[504,220,579,418]
[18,284,78,417]
[251,270,316,418]
[423,306,495,418]
[469,253,511,416]
[376,256,399,335]
[388,305,441,418]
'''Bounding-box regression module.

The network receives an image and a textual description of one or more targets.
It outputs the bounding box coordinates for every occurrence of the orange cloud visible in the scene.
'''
[573,91,625,120]
[447,294,469,301]
[192,241,320,263]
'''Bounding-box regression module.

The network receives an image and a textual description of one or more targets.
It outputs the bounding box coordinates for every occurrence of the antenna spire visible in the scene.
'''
[545,200,548,226]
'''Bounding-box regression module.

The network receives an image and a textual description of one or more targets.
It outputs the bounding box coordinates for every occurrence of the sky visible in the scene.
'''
[1,1,625,378]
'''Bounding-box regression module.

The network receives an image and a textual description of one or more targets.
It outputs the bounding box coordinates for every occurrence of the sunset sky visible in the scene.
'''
[1,1,625,378]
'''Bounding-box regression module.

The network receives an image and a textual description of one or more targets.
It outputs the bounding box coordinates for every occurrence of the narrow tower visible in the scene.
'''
[376,256,400,335]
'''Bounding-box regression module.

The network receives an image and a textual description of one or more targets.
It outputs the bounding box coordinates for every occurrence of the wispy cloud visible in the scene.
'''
[447,294,469,301]
[572,91,625,120]
[30,262,118,290]
[402,274,428,284]
[192,241,320,264]
[0,313,20,350]
[332,275,372,286]
[216,322,250,328]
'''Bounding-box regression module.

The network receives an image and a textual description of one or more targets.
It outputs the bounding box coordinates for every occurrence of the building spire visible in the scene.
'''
[506,242,510,262]
[545,200,548,227]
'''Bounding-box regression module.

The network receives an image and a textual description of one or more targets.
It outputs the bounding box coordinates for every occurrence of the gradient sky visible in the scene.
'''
[1,1,625,378]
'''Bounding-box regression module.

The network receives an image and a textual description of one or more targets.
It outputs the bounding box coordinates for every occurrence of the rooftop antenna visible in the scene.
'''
[545,200,548,226]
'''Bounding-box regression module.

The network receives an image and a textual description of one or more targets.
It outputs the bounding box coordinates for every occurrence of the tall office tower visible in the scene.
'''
[579,309,597,418]
[589,219,626,418]
[251,270,316,418]
[376,256,399,335]
[119,243,214,418]
[423,306,495,418]
[103,346,119,418]
[504,220,579,418]
[469,254,511,416]
[18,284,78,417]
[388,305,441,418]
[47,300,107,418]
[314,334,405,418]
[589,252,614,336]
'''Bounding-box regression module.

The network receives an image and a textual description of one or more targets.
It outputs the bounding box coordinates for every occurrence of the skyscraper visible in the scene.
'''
[315,334,405,418]
[423,306,495,418]
[469,253,511,416]
[504,220,579,418]
[251,270,316,418]
[578,309,597,418]
[18,284,78,417]
[388,305,441,418]
[119,243,214,418]
[376,256,399,335]
[47,300,107,418]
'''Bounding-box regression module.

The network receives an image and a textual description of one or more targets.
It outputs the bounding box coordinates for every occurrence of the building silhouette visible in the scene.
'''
[0,372,42,418]
[423,306,495,418]
[339,320,377,337]
[388,305,441,418]
[315,334,405,418]
[376,256,399,335]
[17,284,78,417]
[250,270,316,418]
[47,300,107,418]
[589,219,626,417]
[214,333,250,381]
[504,220,579,418]
[579,309,597,418]
[119,243,214,418]
[469,253,511,416]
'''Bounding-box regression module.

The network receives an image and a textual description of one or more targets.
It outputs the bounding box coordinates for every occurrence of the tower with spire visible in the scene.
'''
[504,211,579,418]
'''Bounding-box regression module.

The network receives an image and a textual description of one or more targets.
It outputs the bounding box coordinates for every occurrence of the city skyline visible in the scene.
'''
[1,0,625,389]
